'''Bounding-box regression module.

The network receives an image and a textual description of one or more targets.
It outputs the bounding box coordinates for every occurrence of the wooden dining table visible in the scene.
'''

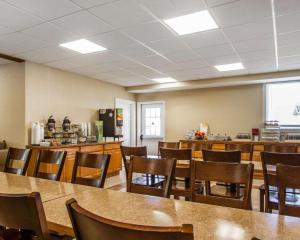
[1,172,300,239]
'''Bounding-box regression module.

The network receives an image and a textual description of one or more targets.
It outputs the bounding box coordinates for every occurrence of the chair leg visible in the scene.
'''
[259,188,264,212]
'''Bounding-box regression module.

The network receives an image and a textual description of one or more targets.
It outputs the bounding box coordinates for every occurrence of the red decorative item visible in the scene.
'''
[194,131,206,140]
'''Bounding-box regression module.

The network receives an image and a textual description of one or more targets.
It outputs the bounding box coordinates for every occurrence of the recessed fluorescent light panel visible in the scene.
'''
[152,77,177,83]
[164,10,218,35]
[60,39,106,54]
[215,63,244,72]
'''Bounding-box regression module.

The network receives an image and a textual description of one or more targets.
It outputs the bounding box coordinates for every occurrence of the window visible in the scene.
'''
[141,103,164,138]
[265,81,300,126]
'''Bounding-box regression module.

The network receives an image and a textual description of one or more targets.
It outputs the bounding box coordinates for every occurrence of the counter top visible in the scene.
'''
[180,139,300,145]
[27,141,122,149]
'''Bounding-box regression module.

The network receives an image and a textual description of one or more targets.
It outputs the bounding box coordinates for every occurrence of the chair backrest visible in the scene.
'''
[186,141,212,151]
[66,198,194,240]
[33,150,67,181]
[225,143,253,161]
[4,147,32,175]
[202,150,241,163]
[277,164,300,217]
[0,192,50,240]
[264,144,298,153]
[157,141,180,156]
[121,146,147,176]
[191,161,253,210]
[261,152,300,204]
[127,156,176,198]
[71,152,110,188]
[160,148,192,178]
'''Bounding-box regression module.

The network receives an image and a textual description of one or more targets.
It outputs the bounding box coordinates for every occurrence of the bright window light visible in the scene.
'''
[152,77,177,83]
[60,39,106,54]
[215,63,244,72]
[164,10,218,35]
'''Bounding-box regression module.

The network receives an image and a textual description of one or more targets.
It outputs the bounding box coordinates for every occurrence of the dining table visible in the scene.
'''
[1,172,300,239]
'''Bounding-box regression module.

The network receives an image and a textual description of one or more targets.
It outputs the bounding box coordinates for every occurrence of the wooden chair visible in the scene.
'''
[225,143,253,161]
[3,147,32,175]
[202,149,241,163]
[121,146,147,177]
[160,148,193,199]
[260,152,300,213]
[157,141,180,156]
[127,156,176,198]
[71,152,110,188]
[186,141,212,151]
[66,198,194,240]
[264,144,298,153]
[33,150,67,181]
[190,161,254,210]
[0,192,51,240]
[277,164,300,217]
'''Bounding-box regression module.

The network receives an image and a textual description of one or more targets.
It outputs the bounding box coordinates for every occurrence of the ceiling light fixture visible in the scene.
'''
[152,77,177,83]
[60,39,106,54]
[164,10,218,36]
[215,63,244,72]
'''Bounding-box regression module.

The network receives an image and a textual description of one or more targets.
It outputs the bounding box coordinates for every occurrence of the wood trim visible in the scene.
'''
[0,53,24,62]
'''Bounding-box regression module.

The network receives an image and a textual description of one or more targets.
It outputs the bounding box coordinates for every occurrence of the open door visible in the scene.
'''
[137,101,165,155]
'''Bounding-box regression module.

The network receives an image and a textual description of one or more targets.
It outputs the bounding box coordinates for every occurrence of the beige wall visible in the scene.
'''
[25,62,135,144]
[0,62,26,147]
[136,84,263,141]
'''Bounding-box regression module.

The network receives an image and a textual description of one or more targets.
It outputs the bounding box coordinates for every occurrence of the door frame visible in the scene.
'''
[137,101,166,146]
[115,98,136,146]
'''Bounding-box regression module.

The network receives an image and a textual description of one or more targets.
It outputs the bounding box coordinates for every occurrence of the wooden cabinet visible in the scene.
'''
[27,142,122,182]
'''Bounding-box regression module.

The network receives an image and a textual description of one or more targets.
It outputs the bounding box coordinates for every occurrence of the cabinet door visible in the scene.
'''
[104,149,122,174]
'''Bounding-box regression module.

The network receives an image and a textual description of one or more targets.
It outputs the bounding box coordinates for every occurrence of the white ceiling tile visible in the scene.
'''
[221,69,248,77]
[147,37,191,54]
[133,55,173,68]
[87,31,136,50]
[211,0,271,27]
[70,63,121,76]
[89,0,155,28]
[168,66,217,77]
[278,45,300,58]
[195,44,236,59]
[279,55,300,67]
[0,32,49,55]
[140,0,207,19]
[164,49,200,62]
[183,29,228,49]
[277,12,300,34]
[121,22,174,43]
[0,26,16,36]
[0,1,42,30]
[22,22,80,45]
[108,59,143,69]
[71,0,116,8]
[128,67,163,78]
[15,46,79,63]
[114,44,155,58]
[175,59,208,70]
[52,11,112,37]
[239,49,275,62]
[46,51,120,69]
[6,0,80,20]
[204,0,240,8]
[205,54,240,65]
[244,59,276,71]
[277,31,300,47]
[233,37,275,53]
[275,0,300,16]
[223,18,273,42]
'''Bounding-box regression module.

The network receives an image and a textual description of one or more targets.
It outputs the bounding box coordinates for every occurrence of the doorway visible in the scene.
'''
[115,98,136,146]
[137,101,165,155]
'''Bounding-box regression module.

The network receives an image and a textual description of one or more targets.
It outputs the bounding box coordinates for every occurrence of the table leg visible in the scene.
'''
[259,188,264,212]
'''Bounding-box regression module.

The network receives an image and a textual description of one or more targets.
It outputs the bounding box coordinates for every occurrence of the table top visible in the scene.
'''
[1,172,300,239]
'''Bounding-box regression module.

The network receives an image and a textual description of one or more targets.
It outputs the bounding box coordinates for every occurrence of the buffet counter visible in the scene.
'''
[180,140,300,179]
[27,142,122,182]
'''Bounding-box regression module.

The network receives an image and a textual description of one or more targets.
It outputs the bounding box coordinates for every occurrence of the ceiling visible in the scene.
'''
[0,0,299,87]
